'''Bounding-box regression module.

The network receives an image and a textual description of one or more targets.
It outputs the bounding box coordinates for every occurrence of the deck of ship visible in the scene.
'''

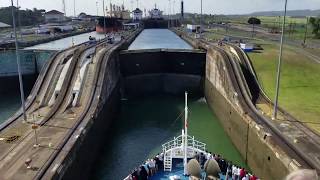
[149,159,226,180]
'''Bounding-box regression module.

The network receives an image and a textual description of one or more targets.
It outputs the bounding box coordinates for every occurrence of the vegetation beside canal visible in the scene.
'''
[200,16,320,134]
[247,43,320,133]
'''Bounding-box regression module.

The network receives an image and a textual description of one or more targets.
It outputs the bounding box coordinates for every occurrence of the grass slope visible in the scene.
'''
[248,43,320,133]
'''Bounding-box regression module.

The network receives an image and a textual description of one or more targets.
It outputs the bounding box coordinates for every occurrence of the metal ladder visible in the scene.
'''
[164,150,173,172]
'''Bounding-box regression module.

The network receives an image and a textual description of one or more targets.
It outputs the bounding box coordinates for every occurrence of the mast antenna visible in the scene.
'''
[183,91,188,175]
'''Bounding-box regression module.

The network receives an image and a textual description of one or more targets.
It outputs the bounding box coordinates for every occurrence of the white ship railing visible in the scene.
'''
[162,135,206,152]
[162,134,206,154]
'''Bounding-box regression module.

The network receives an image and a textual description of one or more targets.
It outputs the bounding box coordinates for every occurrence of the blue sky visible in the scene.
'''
[0,0,319,16]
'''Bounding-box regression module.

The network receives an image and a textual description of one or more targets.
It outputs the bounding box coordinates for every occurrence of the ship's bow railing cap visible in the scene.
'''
[162,134,206,154]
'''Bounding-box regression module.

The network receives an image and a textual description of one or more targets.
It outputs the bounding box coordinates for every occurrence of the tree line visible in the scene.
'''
[248,16,320,39]
[309,17,320,38]
[0,6,45,26]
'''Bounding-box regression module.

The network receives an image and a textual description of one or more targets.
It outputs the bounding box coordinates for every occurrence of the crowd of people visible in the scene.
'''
[193,151,259,180]
[123,151,261,180]
[124,150,319,180]
[124,153,165,180]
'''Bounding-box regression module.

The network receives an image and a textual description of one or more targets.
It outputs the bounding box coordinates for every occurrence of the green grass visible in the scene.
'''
[248,43,320,133]
[202,18,320,133]
[203,15,317,41]
[257,16,308,25]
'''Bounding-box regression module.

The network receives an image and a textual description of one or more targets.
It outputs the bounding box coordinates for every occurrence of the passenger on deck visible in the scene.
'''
[146,159,155,176]
[143,161,150,176]
[242,174,250,180]
[236,166,241,180]
[222,159,228,175]
[232,165,238,180]
[139,165,148,180]
[206,151,213,160]
[130,169,138,180]
[226,161,232,179]
[200,152,206,168]
[239,167,246,179]
[154,155,161,171]
[250,174,258,180]
[194,152,200,162]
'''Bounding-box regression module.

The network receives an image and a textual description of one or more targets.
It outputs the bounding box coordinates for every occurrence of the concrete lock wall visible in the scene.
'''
[46,30,143,179]
[124,74,203,97]
[0,50,54,94]
[0,50,54,77]
[170,28,297,179]
[119,49,206,97]
[142,19,178,29]
[60,56,122,180]
[204,47,292,179]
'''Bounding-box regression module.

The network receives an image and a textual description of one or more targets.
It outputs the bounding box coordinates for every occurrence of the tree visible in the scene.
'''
[248,17,261,25]
[309,17,320,38]
[248,17,261,37]
[0,6,45,26]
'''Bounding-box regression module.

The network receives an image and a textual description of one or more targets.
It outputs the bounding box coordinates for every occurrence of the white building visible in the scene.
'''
[132,8,143,21]
[186,24,200,32]
[44,10,66,23]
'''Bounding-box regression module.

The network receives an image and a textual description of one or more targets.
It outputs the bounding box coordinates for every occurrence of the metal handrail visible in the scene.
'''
[162,134,206,153]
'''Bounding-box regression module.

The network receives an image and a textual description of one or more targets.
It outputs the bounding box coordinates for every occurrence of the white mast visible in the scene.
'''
[183,92,188,175]
[11,0,26,122]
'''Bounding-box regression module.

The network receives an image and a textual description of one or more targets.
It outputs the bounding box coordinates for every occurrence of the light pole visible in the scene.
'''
[168,0,171,28]
[62,0,66,16]
[272,0,288,120]
[200,0,203,34]
[73,0,76,17]
[11,0,27,122]
[173,0,175,16]
[96,2,99,16]
[102,0,107,37]
[303,17,309,46]
[16,0,22,39]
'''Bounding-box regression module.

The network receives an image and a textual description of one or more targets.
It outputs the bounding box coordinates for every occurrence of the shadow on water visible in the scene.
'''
[92,94,246,180]
[0,92,21,124]
[0,85,33,124]
[93,95,184,180]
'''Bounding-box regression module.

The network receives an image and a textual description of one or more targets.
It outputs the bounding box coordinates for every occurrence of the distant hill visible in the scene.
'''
[248,9,320,17]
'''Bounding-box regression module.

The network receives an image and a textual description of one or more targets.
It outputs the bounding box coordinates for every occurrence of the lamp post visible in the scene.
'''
[272,0,288,120]
[96,2,99,16]
[73,0,76,17]
[11,0,27,122]
[168,0,171,28]
[303,17,309,46]
[102,0,107,37]
[16,0,22,39]
[200,0,203,33]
